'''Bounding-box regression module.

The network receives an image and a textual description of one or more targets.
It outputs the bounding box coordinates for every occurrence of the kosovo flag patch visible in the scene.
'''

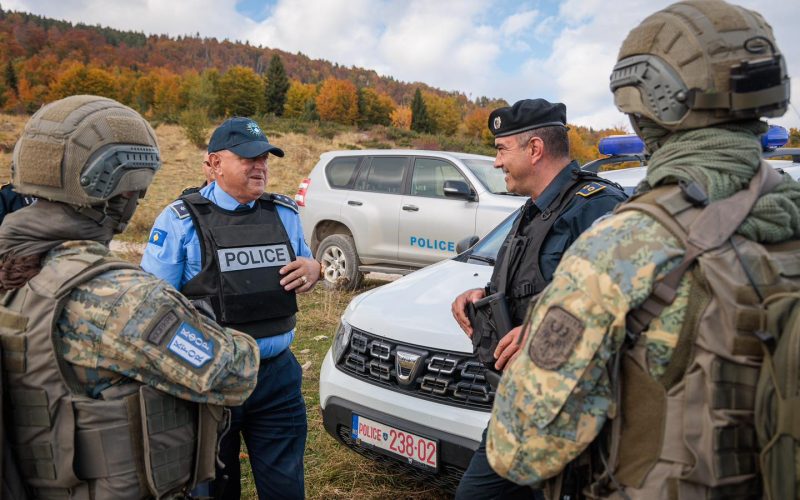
[149,228,167,247]
[576,182,607,197]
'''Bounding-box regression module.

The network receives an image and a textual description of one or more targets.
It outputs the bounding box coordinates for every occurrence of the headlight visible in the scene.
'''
[332,318,352,364]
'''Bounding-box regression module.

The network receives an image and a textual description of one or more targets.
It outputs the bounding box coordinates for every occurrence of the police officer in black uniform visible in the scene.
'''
[451,99,627,499]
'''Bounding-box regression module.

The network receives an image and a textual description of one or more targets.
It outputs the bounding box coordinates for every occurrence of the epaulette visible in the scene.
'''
[576,182,607,198]
[181,185,201,197]
[270,193,298,213]
[169,200,191,219]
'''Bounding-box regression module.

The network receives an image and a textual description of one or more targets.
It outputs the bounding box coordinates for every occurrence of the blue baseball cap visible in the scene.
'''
[207,117,284,158]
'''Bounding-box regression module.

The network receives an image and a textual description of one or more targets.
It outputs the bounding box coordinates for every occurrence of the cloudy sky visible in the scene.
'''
[4,0,799,130]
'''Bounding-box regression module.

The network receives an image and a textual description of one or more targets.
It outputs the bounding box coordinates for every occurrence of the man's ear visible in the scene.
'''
[208,152,222,172]
[528,136,545,165]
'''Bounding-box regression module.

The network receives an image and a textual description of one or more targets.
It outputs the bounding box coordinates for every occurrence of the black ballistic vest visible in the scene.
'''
[489,171,611,326]
[180,192,298,338]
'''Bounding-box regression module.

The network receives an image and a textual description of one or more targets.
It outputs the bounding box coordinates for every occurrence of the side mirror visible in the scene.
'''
[456,235,479,254]
[443,180,476,201]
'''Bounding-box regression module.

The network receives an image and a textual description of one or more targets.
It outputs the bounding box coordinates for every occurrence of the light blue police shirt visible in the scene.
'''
[141,182,312,359]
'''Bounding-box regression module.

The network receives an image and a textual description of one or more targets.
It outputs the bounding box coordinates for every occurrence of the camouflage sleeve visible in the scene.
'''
[486,210,688,485]
[59,269,259,405]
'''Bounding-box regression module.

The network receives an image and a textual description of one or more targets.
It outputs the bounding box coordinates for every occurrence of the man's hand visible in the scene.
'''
[493,325,526,371]
[279,257,321,293]
[451,288,486,338]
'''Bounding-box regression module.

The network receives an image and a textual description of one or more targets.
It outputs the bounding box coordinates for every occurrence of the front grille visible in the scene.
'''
[336,424,463,494]
[337,328,495,411]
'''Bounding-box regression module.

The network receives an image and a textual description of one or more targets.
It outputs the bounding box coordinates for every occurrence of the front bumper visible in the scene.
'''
[319,348,489,489]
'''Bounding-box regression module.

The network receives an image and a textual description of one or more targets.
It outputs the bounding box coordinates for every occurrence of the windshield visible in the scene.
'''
[465,209,518,265]
[463,159,511,194]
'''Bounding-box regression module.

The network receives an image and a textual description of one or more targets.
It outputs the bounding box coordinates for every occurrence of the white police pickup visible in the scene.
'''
[295,150,526,289]
[318,128,800,491]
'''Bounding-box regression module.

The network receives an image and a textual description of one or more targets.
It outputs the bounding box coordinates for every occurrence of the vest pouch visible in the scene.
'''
[615,353,667,487]
[190,404,228,489]
[209,224,298,324]
[73,395,148,499]
[139,386,196,499]
[10,393,81,490]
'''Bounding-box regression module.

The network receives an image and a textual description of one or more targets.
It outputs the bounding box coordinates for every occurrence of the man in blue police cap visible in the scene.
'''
[142,116,320,499]
[451,99,627,499]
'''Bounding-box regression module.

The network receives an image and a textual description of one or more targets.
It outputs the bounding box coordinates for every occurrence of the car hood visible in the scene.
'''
[344,259,492,353]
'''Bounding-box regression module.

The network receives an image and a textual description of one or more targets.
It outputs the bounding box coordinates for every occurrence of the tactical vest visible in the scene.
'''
[489,171,616,326]
[581,164,800,500]
[0,250,224,500]
[180,192,299,338]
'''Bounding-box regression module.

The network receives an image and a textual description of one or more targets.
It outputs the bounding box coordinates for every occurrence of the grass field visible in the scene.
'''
[1,113,456,499]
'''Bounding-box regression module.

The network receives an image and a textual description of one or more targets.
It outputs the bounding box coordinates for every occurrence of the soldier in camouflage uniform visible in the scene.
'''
[487,1,800,499]
[0,95,260,500]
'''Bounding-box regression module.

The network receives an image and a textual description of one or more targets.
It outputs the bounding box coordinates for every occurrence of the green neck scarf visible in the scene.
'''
[638,118,800,243]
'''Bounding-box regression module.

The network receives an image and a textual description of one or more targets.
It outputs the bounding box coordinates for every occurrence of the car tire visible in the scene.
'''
[318,234,364,290]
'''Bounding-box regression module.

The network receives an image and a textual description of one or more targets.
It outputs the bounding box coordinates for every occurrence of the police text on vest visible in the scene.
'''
[217,244,292,272]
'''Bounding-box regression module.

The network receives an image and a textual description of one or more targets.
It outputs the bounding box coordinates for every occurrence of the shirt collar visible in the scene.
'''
[203,182,256,210]
[532,160,580,211]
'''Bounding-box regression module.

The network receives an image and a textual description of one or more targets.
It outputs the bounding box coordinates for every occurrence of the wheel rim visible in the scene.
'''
[321,245,347,283]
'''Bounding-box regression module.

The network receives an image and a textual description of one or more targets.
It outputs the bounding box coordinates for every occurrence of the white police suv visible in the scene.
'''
[296,150,526,289]
[318,128,799,491]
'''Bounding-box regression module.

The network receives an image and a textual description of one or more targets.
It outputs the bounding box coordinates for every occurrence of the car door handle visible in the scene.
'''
[402,204,419,212]
[348,200,363,206]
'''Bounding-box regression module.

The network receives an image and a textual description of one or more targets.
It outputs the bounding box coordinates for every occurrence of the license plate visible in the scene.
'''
[351,414,438,470]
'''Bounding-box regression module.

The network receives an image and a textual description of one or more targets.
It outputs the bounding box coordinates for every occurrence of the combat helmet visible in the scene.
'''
[12,95,161,211]
[610,0,790,131]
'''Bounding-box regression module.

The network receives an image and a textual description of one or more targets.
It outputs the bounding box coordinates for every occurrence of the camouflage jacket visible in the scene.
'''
[53,241,259,405]
[486,210,691,485]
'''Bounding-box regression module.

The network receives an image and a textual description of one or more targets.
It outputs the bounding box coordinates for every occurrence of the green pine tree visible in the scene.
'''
[411,88,432,133]
[264,55,290,116]
[4,60,18,96]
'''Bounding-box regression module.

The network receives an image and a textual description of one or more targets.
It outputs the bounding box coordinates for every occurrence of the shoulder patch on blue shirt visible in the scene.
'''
[169,200,191,219]
[167,322,215,368]
[270,193,298,213]
[149,228,167,247]
[576,182,607,198]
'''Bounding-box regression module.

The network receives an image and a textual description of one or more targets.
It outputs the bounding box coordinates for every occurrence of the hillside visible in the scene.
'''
[0,6,498,112]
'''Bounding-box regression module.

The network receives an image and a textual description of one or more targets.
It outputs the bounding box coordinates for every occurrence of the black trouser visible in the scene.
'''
[455,427,543,500]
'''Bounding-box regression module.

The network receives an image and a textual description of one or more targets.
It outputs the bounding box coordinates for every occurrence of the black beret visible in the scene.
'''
[488,99,567,138]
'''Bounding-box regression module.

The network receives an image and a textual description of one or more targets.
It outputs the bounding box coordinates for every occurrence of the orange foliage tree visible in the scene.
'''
[390,105,411,130]
[567,127,596,165]
[316,78,358,124]
[462,108,493,145]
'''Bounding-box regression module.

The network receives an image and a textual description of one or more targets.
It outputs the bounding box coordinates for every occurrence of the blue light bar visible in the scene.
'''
[762,125,788,150]
[598,134,645,156]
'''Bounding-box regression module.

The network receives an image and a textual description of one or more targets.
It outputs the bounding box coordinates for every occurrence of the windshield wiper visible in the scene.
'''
[468,254,495,265]
[495,191,523,196]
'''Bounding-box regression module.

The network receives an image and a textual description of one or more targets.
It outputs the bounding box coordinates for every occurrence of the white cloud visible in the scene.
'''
[3,0,244,39]
[246,0,381,68]
[515,0,800,129]
[500,9,538,38]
